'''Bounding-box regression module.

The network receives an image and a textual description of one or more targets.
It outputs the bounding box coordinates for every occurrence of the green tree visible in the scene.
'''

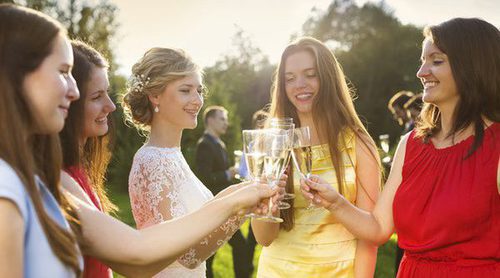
[183,30,275,166]
[303,0,423,145]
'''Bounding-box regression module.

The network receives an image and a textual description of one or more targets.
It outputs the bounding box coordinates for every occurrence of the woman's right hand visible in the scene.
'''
[225,182,276,216]
[300,174,344,210]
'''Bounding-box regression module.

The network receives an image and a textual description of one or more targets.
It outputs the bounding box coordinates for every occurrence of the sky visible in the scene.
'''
[113,0,500,76]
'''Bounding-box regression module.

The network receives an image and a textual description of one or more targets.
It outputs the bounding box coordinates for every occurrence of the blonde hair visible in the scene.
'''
[121,47,201,133]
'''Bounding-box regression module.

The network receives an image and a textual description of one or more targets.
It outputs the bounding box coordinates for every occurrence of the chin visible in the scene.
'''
[186,121,198,130]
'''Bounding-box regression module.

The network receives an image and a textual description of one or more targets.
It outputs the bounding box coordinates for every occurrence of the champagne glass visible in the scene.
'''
[269,118,295,205]
[268,118,294,209]
[291,126,314,209]
[379,134,391,165]
[252,131,287,222]
[242,130,267,218]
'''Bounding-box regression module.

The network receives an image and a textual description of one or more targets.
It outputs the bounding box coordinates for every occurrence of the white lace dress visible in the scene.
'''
[128,146,242,278]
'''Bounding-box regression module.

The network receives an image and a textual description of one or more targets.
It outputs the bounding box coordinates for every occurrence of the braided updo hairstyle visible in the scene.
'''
[121,47,200,132]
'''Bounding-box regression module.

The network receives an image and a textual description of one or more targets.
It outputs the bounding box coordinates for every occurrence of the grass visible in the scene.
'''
[110,188,396,278]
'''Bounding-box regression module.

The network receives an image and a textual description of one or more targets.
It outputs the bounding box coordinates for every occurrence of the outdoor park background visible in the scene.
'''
[3,0,498,277]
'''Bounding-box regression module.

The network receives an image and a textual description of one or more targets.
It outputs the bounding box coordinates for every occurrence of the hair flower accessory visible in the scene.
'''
[129,74,151,93]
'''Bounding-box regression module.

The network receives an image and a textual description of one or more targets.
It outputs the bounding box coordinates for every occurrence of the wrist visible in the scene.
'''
[326,195,346,212]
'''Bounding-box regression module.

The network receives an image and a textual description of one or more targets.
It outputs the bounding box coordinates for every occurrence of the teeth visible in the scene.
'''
[296,93,313,100]
[424,81,438,88]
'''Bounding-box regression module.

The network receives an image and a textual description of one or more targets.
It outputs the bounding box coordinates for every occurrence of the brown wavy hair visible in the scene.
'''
[415,18,500,157]
[0,4,81,275]
[269,37,381,230]
[59,40,117,213]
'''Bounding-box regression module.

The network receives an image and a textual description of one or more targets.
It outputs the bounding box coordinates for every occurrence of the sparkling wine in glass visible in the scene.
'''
[242,130,267,218]
[269,118,295,205]
[291,126,315,209]
[253,131,287,223]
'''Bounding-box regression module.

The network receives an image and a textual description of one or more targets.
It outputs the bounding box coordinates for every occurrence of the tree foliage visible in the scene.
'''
[303,0,423,143]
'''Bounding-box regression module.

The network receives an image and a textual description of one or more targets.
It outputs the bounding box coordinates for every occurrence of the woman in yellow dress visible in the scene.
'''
[252,37,381,277]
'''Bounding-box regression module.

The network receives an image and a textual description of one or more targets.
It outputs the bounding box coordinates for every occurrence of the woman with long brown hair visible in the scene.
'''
[252,37,381,277]
[302,18,500,277]
[0,4,82,277]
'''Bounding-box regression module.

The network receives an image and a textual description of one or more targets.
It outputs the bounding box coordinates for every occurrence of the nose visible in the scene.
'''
[416,63,429,79]
[295,75,307,89]
[105,94,116,113]
[192,91,203,107]
[67,74,80,101]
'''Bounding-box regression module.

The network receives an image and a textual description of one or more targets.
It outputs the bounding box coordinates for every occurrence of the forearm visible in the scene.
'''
[354,240,378,278]
[328,197,391,245]
[177,215,245,269]
[105,259,169,278]
[78,197,237,266]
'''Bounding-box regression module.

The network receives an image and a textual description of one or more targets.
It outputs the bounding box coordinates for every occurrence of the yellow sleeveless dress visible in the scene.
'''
[257,131,358,277]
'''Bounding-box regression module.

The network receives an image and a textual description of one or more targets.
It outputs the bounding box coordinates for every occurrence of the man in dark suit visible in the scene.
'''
[195,106,253,278]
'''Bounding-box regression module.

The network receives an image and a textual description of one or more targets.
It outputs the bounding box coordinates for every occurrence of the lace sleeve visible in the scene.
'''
[178,214,245,268]
[129,147,245,269]
[129,148,188,229]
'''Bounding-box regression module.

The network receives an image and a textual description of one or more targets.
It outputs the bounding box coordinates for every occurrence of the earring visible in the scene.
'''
[154,105,159,113]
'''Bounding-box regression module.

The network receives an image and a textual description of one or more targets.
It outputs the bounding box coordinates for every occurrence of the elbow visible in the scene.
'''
[370,231,392,246]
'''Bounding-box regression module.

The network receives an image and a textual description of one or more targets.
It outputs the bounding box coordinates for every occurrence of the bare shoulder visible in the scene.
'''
[354,132,379,164]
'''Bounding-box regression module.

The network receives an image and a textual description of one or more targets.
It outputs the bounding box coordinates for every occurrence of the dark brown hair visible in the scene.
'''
[203,105,228,125]
[270,37,381,230]
[60,40,117,213]
[416,18,500,157]
[0,4,81,275]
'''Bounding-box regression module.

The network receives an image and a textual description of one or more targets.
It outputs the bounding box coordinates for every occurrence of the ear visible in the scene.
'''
[148,94,160,106]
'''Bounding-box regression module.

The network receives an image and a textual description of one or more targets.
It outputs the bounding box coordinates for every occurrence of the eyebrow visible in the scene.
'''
[421,51,444,61]
[285,67,315,75]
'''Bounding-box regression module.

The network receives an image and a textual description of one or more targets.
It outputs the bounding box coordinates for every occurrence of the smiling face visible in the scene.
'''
[284,50,320,116]
[82,66,116,140]
[22,34,80,134]
[151,72,204,130]
[416,38,459,108]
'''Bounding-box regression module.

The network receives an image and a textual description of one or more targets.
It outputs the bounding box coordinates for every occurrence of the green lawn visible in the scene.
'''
[110,189,396,278]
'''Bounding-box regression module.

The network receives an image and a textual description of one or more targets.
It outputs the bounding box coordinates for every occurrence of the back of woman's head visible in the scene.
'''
[417,18,500,155]
[121,47,200,133]
[0,4,81,275]
[60,40,117,213]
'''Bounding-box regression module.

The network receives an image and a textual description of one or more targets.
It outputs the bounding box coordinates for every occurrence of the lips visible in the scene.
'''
[95,116,108,124]
[184,108,199,117]
[295,93,314,101]
[422,80,439,89]
[59,105,69,117]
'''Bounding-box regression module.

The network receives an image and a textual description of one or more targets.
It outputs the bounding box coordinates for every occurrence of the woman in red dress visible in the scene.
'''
[300,17,499,277]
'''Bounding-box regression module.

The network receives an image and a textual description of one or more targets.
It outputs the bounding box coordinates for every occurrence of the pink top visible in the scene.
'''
[66,166,112,278]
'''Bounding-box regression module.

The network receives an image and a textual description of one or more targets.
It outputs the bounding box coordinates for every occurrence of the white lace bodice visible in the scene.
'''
[128,146,242,278]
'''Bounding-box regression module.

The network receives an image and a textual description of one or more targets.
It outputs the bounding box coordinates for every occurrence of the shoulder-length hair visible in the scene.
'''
[270,37,381,230]
[0,4,81,275]
[416,18,500,157]
[60,40,117,213]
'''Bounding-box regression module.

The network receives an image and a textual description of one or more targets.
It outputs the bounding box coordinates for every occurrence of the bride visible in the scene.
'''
[122,47,282,277]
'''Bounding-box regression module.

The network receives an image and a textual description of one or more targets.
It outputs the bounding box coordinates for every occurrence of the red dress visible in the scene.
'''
[66,166,113,278]
[393,123,500,277]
